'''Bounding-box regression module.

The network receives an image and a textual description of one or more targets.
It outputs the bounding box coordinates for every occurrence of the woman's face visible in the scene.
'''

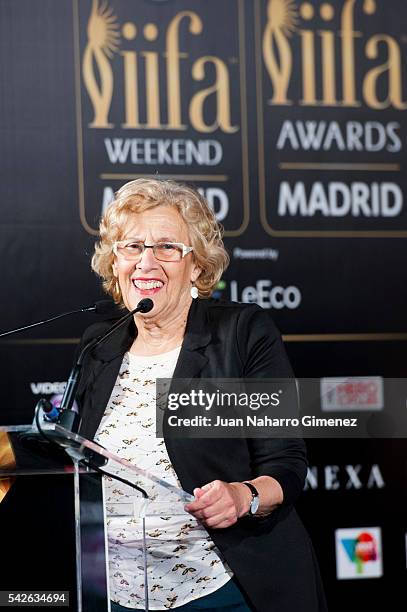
[112,205,200,321]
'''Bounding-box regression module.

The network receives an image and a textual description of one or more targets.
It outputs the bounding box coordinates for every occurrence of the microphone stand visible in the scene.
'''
[57,298,153,431]
[18,298,153,610]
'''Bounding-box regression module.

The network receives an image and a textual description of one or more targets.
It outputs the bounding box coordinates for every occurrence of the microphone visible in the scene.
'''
[57,298,154,431]
[0,300,115,339]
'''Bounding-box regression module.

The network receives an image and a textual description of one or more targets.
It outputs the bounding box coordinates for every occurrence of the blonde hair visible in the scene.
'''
[91,178,230,303]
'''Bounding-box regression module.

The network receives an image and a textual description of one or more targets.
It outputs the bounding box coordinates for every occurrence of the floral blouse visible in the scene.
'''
[94,348,231,609]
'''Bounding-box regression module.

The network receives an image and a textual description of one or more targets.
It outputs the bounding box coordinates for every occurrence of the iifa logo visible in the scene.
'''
[82,2,237,131]
[335,527,383,579]
[258,0,407,237]
[262,0,406,110]
[75,0,248,236]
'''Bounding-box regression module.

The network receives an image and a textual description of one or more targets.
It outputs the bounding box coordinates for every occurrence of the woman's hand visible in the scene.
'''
[184,476,284,529]
[184,480,252,529]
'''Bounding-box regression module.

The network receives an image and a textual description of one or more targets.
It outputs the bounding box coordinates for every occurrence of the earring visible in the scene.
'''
[113,279,121,300]
[190,285,198,299]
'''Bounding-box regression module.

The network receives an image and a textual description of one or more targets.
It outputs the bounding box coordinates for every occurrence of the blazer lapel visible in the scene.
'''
[79,299,212,440]
[172,298,211,380]
[78,356,123,440]
[78,318,135,440]
[164,300,213,492]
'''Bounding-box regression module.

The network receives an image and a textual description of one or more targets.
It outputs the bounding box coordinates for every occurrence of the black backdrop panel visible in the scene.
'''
[0,1,406,609]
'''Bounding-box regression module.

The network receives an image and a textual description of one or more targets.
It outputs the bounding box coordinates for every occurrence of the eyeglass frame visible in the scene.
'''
[112,239,194,262]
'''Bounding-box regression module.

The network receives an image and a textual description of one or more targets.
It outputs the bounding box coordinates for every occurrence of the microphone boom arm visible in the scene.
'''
[58,298,153,431]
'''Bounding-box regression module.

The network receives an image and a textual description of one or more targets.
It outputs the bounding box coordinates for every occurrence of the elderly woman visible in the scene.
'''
[76,179,326,612]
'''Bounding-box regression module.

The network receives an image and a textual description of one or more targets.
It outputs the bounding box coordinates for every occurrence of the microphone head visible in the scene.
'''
[136,298,154,313]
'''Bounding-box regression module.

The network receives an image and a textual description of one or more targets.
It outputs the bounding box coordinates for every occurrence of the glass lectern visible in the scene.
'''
[0,424,192,612]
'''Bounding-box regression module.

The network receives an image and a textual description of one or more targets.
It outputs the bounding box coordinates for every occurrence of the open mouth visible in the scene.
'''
[132,279,164,291]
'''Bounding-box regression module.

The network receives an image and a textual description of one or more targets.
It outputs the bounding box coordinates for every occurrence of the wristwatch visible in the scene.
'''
[242,482,260,516]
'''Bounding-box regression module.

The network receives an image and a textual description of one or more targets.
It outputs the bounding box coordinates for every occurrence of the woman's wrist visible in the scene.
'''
[229,482,253,517]
[233,476,284,517]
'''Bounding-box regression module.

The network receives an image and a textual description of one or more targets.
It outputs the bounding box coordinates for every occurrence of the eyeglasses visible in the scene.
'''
[113,240,194,262]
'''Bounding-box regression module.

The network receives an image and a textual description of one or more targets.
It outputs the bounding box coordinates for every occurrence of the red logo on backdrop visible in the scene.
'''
[321,377,384,412]
[355,532,378,563]
[337,381,379,408]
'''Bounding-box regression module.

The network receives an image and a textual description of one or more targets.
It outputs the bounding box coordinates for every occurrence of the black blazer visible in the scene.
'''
[76,299,327,612]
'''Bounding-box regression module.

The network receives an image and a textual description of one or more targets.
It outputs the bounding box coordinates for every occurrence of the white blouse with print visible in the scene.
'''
[94,348,231,610]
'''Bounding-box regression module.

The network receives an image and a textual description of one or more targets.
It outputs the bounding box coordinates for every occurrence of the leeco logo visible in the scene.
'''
[335,527,383,579]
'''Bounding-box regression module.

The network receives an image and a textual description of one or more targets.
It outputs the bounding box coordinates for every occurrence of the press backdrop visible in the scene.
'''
[0,1,406,609]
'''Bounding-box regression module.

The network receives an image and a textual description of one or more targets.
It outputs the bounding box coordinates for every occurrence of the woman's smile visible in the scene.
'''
[131,276,165,295]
